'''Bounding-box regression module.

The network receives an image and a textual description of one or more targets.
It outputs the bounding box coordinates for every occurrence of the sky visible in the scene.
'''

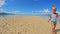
[0,0,60,15]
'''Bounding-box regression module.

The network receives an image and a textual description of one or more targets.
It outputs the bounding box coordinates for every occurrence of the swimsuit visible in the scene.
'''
[51,13,57,24]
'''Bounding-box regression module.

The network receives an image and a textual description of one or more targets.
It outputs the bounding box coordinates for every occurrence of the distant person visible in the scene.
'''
[48,5,60,34]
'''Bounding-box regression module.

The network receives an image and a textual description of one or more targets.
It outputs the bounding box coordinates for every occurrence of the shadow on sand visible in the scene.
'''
[55,29,60,34]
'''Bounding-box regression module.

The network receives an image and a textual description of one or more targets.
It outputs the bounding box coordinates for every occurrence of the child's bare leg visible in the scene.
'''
[51,24,56,34]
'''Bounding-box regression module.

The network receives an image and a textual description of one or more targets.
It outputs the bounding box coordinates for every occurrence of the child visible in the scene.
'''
[48,5,60,34]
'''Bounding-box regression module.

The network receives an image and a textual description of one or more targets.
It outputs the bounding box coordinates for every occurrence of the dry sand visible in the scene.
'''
[0,16,60,34]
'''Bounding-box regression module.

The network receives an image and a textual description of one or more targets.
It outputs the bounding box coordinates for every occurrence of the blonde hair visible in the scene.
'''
[52,5,56,9]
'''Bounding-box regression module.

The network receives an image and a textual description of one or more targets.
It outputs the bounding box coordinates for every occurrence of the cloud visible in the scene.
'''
[32,9,50,14]
[0,0,6,7]
[32,9,50,16]
[39,9,50,14]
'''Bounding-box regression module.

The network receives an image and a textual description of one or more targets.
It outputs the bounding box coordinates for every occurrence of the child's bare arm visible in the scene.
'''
[48,14,52,22]
[56,13,60,21]
[56,13,58,19]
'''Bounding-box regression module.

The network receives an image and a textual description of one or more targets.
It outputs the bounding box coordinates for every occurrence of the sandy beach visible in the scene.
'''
[0,16,60,34]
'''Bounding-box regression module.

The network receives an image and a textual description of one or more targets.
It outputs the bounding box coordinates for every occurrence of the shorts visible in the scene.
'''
[51,21,57,24]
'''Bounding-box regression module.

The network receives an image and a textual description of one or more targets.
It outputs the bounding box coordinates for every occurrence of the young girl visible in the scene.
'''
[48,5,60,34]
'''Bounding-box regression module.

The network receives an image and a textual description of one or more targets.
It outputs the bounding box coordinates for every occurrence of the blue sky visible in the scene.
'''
[0,0,60,15]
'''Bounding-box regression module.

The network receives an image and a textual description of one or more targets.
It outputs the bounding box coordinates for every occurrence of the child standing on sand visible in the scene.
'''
[48,5,60,34]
